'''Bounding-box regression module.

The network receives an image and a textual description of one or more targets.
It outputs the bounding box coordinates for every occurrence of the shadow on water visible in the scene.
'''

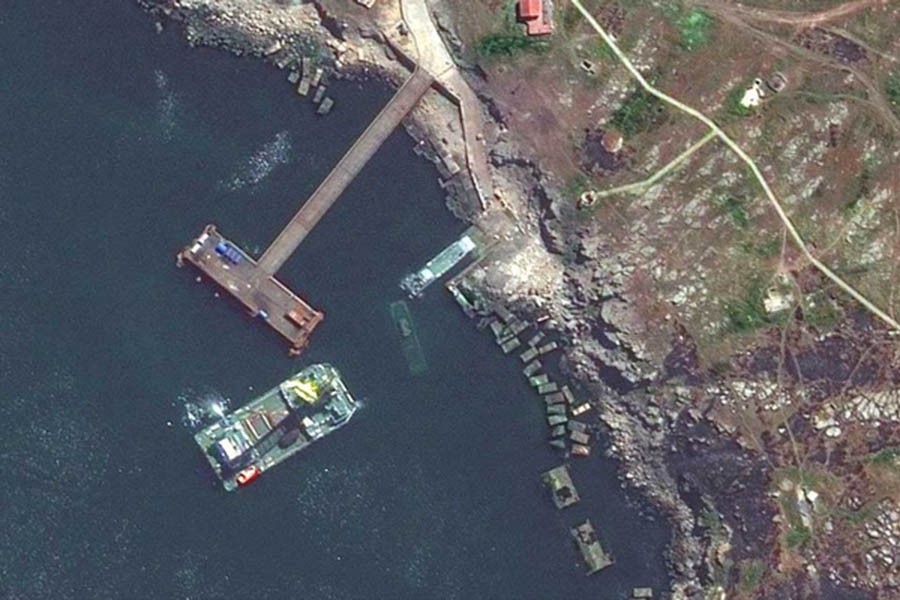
[0,1,671,598]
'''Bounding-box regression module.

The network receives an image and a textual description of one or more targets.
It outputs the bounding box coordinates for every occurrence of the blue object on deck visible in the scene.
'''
[215,242,228,255]
[224,248,242,264]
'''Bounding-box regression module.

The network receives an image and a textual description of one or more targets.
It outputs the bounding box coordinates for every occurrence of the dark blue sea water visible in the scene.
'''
[0,2,670,598]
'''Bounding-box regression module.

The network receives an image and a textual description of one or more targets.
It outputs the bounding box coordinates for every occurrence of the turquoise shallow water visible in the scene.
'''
[0,2,670,598]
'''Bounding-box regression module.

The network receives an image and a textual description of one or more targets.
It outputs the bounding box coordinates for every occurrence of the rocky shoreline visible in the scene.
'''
[134,1,737,596]
[135,2,890,598]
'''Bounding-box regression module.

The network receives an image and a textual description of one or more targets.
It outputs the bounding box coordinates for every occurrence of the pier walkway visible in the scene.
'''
[180,67,435,355]
[256,67,435,276]
[399,0,493,207]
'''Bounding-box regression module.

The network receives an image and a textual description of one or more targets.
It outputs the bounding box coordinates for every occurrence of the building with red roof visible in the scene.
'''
[517,0,553,36]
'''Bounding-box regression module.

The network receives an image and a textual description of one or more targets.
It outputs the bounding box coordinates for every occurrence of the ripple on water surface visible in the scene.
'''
[221,130,293,192]
[0,368,134,598]
[154,68,181,143]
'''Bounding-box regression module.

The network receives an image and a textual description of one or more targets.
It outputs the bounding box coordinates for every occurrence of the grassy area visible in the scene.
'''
[738,559,766,593]
[724,279,776,333]
[560,4,583,33]
[564,173,592,199]
[477,34,549,57]
[886,71,900,116]
[836,504,874,526]
[590,39,616,62]
[802,289,841,330]
[609,88,666,136]
[740,234,781,258]
[843,157,875,213]
[476,0,550,59]
[780,467,831,490]
[724,85,752,118]
[699,507,723,529]
[870,446,900,466]
[676,7,714,51]
[785,525,811,548]
[714,195,749,229]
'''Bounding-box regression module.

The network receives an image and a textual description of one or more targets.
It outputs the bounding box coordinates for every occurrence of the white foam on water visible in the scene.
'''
[222,130,292,191]
[177,387,230,430]
[154,69,179,142]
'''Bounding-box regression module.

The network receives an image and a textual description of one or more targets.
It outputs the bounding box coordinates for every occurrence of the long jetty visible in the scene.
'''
[178,67,435,355]
[257,67,434,275]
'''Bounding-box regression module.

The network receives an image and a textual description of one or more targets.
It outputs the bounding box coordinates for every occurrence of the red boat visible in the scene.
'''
[236,465,261,486]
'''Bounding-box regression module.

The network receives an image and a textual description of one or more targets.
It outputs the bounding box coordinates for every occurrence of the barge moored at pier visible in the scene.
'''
[194,363,358,491]
[401,233,477,298]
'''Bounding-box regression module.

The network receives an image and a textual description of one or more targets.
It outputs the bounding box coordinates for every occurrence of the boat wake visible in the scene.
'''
[180,390,230,432]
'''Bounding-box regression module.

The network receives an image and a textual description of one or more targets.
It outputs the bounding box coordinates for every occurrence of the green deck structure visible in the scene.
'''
[389,300,427,376]
[571,520,614,574]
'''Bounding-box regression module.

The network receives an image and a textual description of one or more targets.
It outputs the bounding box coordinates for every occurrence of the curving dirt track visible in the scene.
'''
[693,0,884,27]
[694,0,900,136]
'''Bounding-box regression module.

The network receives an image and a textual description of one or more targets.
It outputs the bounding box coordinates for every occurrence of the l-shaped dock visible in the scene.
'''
[178,67,435,355]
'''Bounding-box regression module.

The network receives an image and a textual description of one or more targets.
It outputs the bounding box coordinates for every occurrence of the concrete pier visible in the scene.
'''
[256,67,434,276]
[179,67,435,355]
[178,225,323,355]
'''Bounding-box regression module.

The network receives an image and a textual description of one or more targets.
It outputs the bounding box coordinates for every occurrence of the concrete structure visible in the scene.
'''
[397,0,494,207]
[179,68,435,355]
[178,226,323,355]
[257,67,434,276]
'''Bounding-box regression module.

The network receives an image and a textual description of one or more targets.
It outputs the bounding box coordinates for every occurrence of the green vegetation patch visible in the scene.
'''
[780,467,830,491]
[476,0,550,59]
[836,504,874,525]
[590,39,616,62]
[699,507,723,530]
[560,4,583,33]
[785,525,811,548]
[724,279,778,333]
[714,194,749,229]
[844,154,880,213]
[609,88,666,136]
[477,34,549,57]
[676,7,713,51]
[738,559,766,593]
[740,234,781,258]
[886,71,900,116]
[870,446,900,467]
[802,289,841,330]
[564,173,592,198]
[724,85,752,118]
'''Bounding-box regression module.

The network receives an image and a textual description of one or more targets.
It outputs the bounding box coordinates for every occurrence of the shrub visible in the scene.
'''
[609,88,666,136]
[677,7,713,51]
[476,33,549,57]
